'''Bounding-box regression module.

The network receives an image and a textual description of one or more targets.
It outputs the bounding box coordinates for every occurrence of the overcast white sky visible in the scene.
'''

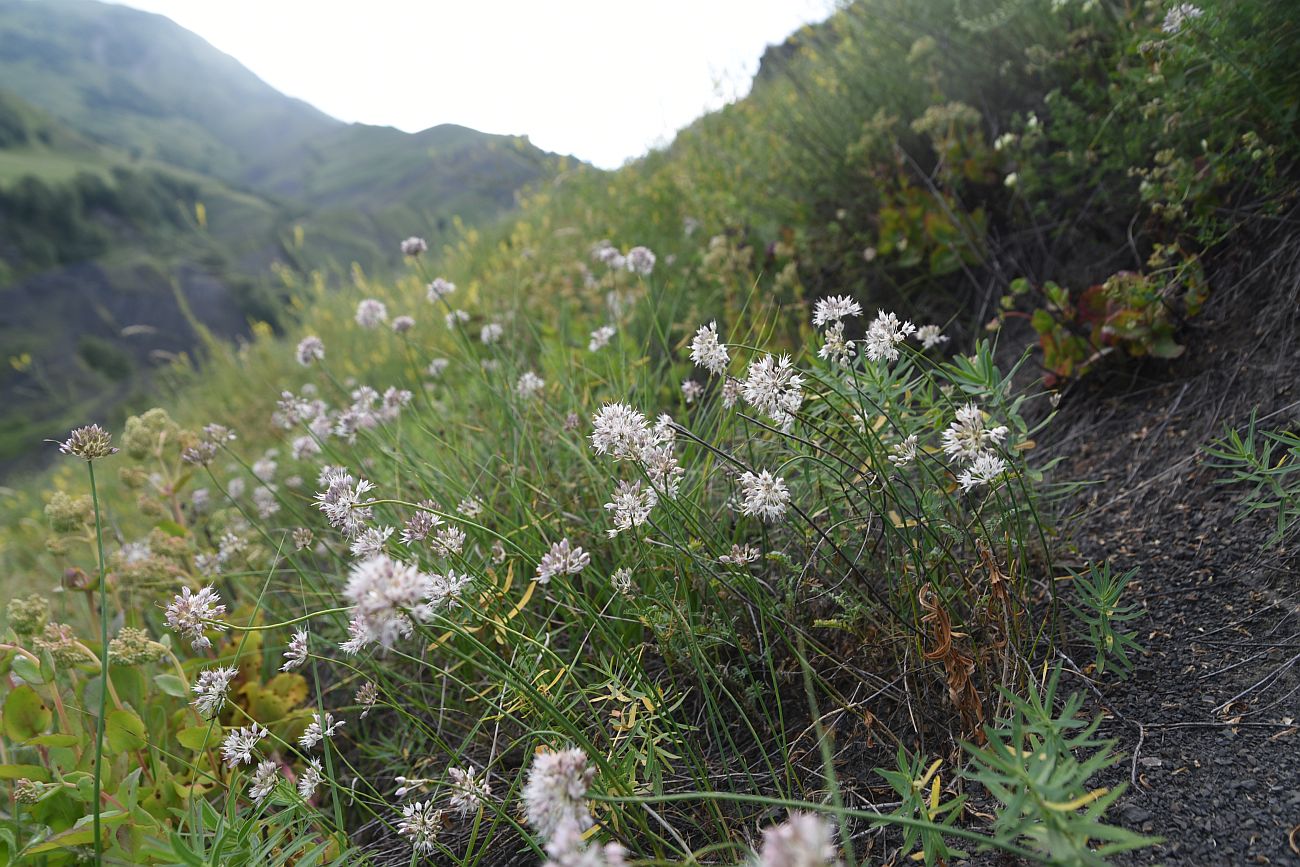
[106,0,832,168]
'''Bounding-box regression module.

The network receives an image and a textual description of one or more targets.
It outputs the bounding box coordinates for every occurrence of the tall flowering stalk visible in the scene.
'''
[58,425,117,861]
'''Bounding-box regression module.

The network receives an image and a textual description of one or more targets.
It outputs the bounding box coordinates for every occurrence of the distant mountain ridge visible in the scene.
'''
[0,0,574,474]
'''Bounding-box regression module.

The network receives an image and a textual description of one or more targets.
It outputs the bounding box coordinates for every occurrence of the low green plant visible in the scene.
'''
[1067,562,1143,678]
[1205,412,1300,547]
[873,747,968,866]
[963,667,1157,866]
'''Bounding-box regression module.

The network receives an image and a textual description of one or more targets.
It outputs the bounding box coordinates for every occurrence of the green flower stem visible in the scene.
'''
[88,461,109,863]
[213,607,351,632]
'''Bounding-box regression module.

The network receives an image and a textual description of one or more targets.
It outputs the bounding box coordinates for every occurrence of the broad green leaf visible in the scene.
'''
[176,724,222,751]
[153,674,189,698]
[3,685,51,741]
[10,655,44,685]
[23,733,79,749]
[105,709,147,753]
[0,763,49,781]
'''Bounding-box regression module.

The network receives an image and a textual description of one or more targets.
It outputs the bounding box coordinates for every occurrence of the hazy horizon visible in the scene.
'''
[103,0,832,168]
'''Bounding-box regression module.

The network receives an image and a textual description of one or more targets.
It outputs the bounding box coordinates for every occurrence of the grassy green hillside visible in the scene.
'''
[0,0,339,182]
[0,0,1295,865]
[0,0,571,473]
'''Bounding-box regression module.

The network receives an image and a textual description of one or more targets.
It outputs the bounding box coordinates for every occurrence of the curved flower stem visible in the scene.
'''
[88,461,109,863]
[212,607,351,632]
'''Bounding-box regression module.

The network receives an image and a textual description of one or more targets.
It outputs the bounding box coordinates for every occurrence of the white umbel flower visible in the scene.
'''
[297,758,324,799]
[535,539,591,583]
[355,299,388,329]
[625,246,656,275]
[889,434,920,468]
[281,629,308,671]
[165,586,227,651]
[914,324,948,349]
[588,325,616,351]
[343,554,432,650]
[480,322,504,344]
[516,371,546,399]
[221,724,268,767]
[248,760,280,803]
[604,480,657,537]
[812,295,862,328]
[295,336,325,366]
[758,812,840,867]
[690,321,730,375]
[738,470,792,522]
[523,747,595,840]
[398,800,443,854]
[447,765,492,816]
[426,277,455,302]
[742,354,804,429]
[941,403,1008,463]
[299,712,344,750]
[590,404,651,460]
[864,310,916,363]
[957,451,1009,491]
[191,665,237,718]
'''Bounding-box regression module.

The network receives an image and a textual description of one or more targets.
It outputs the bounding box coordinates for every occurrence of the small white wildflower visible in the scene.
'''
[604,480,657,537]
[625,245,656,275]
[397,801,443,854]
[958,451,1009,491]
[517,371,546,399]
[914,324,948,349]
[719,543,761,566]
[759,812,840,867]
[426,277,455,302]
[1162,2,1203,34]
[395,775,432,798]
[447,765,492,816]
[401,502,442,545]
[281,629,308,671]
[864,310,916,363]
[296,336,325,366]
[297,758,324,800]
[165,586,227,650]
[889,434,920,468]
[221,723,268,767]
[535,539,590,584]
[721,378,742,408]
[523,747,594,840]
[248,760,280,803]
[400,237,427,257]
[1004,172,1019,189]
[589,403,651,460]
[588,325,616,351]
[941,403,1008,463]
[445,309,470,328]
[343,554,431,649]
[355,682,379,717]
[610,567,634,595]
[818,321,855,366]
[738,470,791,522]
[355,299,388,329]
[480,322,504,344]
[192,666,237,718]
[458,496,484,518]
[742,354,804,428]
[812,295,862,328]
[299,712,344,750]
[350,525,394,559]
[681,379,704,404]
[545,815,627,867]
[690,321,730,375]
[427,358,450,377]
[391,315,415,334]
[431,526,467,558]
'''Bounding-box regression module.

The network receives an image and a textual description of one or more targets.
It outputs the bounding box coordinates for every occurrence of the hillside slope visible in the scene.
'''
[0,0,571,473]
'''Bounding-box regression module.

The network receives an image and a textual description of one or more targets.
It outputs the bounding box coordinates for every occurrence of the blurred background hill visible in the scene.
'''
[0,0,567,473]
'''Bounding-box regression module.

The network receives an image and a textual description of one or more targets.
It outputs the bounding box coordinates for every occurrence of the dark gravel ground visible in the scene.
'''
[1038,237,1300,866]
